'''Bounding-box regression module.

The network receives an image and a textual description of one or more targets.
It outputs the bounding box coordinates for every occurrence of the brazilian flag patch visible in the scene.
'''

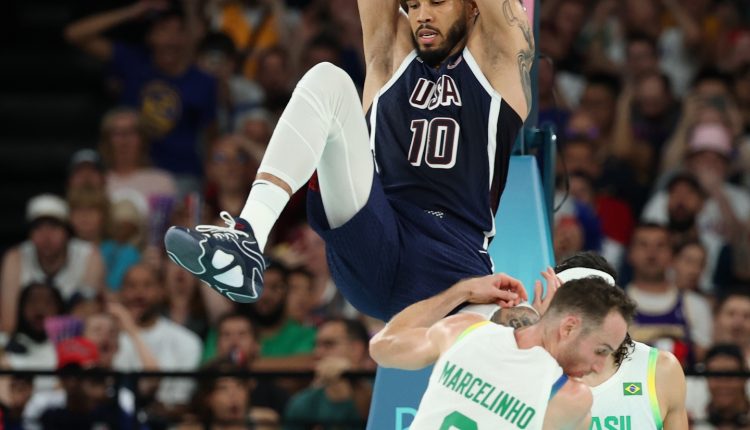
[623,382,642,396]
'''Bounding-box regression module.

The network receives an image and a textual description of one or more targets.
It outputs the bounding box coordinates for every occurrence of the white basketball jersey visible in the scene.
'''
[410,322,564,430]
[589,341,663,430]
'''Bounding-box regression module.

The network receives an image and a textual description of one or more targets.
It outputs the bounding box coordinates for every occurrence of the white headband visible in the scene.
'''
[555,267,616,286]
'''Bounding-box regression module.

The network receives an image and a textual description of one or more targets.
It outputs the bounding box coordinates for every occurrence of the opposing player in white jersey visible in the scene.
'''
[370,274,636,429]
[582,337,687,430]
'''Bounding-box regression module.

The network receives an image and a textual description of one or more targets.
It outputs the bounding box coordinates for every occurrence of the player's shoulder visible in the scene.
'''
[655,349,685,384]
[428,313,488,349]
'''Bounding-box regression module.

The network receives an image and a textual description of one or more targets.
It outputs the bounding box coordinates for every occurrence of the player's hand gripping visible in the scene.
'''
[464,273,527,308]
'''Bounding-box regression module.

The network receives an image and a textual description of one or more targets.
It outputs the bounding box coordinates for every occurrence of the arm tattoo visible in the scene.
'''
[502,0,535,113]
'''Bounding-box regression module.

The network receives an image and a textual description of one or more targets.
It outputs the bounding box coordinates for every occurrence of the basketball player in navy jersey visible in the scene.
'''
[165,0,535,320]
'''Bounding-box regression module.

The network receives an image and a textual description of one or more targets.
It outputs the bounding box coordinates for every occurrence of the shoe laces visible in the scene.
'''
[195,211,249,240]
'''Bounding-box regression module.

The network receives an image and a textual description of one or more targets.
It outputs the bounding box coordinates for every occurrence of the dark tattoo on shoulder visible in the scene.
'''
[492,306,539,329]
[501,0,536,113]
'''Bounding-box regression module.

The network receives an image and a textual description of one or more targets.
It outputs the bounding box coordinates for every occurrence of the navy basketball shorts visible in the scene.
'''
[307,174,493,321]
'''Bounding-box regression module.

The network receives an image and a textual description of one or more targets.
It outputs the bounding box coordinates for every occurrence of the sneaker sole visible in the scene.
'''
[165,227,262,304]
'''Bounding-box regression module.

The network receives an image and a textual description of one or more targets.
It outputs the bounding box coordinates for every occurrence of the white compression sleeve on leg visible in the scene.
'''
[255,62,373,229]
[241,180,290,251]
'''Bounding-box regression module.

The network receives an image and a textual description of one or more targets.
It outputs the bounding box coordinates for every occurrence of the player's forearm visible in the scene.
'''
[369,327,437,370]
[385,281,472,330]
[64,4,141,44]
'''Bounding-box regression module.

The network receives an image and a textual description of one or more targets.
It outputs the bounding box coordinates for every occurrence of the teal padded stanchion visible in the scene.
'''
[366,155,554,429]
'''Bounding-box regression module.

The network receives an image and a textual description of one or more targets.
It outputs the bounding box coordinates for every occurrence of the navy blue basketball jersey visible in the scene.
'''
[368,48,522,248]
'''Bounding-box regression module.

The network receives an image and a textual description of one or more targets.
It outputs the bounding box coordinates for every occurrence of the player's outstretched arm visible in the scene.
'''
[370,275,525,369]
[370,311,483,370]
[471,0,535,117]
[358,0,413,109]
[656,351,689,429]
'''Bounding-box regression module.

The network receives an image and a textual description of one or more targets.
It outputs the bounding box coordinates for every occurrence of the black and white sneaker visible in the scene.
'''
[164,212,265,303]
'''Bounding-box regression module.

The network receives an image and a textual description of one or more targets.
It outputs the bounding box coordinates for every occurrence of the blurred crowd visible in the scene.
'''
[0,0,749,428]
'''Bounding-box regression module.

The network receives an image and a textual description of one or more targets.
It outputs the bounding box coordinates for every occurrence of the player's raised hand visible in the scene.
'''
[465,273,527,308]
[532,267,562,316]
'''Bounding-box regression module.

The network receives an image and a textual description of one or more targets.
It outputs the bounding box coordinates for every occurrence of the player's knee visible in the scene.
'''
[300,62,353,92]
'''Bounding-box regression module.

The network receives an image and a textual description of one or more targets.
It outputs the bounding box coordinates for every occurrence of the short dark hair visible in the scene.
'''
[632,222,670,240]
[673,239,705,257]
[692,67,734,91]
[715,289,750,314]
[198,31,237,57]
[554,251,618,281]
[705,343,746,370]
[667,172,706,198]
[322,317,370,346]
[545,277,636,329]
[585,72,622,98]
[626,32,658,54]
[216,311,256,337]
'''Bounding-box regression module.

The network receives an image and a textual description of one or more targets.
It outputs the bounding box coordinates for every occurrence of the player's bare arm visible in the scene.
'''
[542,379,593,430]
[358,0,413,110]
[470,0,536,119]
[655,350,689,429]
[370,311,483,370]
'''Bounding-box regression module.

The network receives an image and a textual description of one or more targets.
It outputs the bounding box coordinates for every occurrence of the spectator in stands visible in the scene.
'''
[113,264,202,411]
[107,198,145,291]
[2,282,65,397]
[284,318,372,430]
[713,291,750,367]
[244,261,316,371]
[98,107,177,205]
[206,0,290,81]
[559,137,635,269]
[275,224,358,323]
[1,194,104,333]
[88,303,160,371]
[65,4,218,192]
[643,122,750,290]
[626,223,713,366]
[196,32,264,132]
[180,358,280,430]
[235,108,274,148]
[285,267,316,327]
[255,46,293,117]
[205,134,260,221]
[212,312,289,416]
[67,188,108,244]
[0,373,32,430]
[578,73,621,146]
[66,149,107,194]
[30,337,132,430]
[631,71,681,160]
[672,240,708,294]
[163,259,209,339]
[22,306,157,430]
[624,33,661,83]
[688,344,750,429]
[665,173,706,249]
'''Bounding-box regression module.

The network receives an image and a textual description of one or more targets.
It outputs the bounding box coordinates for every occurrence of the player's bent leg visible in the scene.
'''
[165,63,372,303]
[263,62,374,229]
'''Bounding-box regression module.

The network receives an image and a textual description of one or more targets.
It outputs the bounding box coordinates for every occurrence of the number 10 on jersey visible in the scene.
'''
[408,118,460,169]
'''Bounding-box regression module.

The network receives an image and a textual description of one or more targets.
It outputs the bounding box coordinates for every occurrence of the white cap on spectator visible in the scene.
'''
[69,149,104,173]
[688,123,732,158]
[26,194,69,224]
